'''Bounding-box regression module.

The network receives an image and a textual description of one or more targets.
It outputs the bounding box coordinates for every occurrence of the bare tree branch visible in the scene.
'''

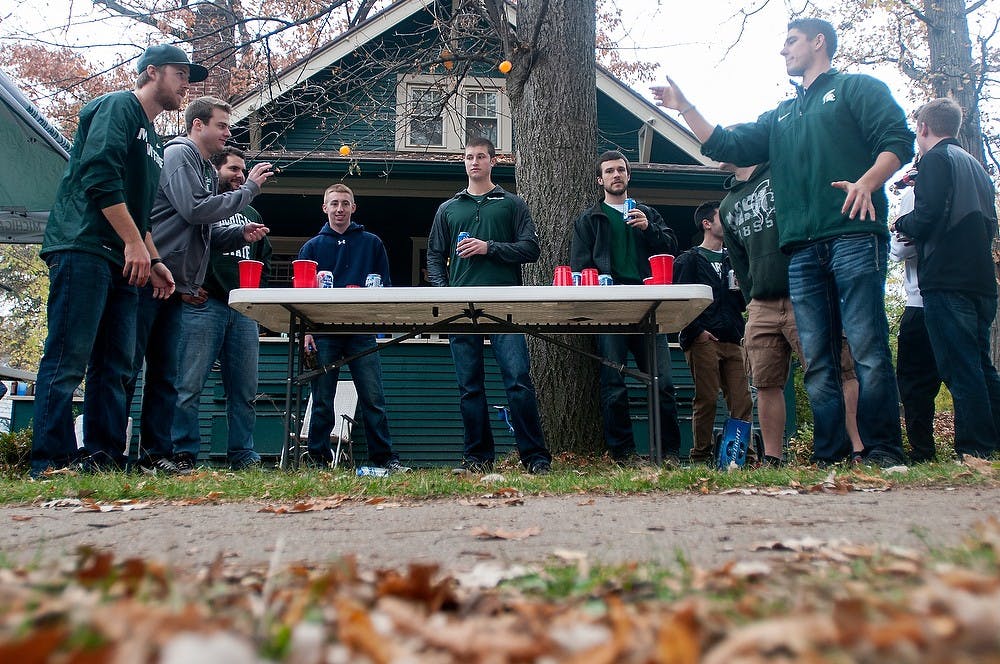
[965,0,990,15]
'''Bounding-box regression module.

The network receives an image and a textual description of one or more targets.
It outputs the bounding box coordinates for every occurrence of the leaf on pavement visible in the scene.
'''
[470,526,541,541]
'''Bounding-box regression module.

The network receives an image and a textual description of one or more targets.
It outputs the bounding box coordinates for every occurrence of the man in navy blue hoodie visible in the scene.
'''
[298,184,408,473]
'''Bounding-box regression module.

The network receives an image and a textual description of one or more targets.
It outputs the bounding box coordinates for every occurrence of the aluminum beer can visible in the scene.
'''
[623,198,636,222]
[356,466,390,477]
[365,273,383,288]
[571,271,582,286]
[456,231,470,253]
[598,274,614,286]
[317,270,334,288]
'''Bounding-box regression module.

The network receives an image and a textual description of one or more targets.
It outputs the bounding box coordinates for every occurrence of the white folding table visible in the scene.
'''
[229,285,712,467]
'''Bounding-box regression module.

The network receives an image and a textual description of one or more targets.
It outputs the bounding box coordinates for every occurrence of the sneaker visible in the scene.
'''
[451,458,493,475]
[140,456,181,476]
[230,456,262,471]
[862,451,906,468]
[763,455,785,468]
[527,460,551,475]
[385,460,411,475]
[173,453,196,475]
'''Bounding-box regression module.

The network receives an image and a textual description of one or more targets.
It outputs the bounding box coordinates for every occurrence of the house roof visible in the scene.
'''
[228,0,712,166]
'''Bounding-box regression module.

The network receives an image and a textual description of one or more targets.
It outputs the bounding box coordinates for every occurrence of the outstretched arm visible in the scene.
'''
[651,75,716,143]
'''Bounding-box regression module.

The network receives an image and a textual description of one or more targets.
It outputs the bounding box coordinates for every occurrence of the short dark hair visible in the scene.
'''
[693,201,720,231]
[788,18,837,59]
[916,98,962,138]
[184,96,231,133]
[209,145,246,169]
[465,136,496,158]
[596,150,630,178]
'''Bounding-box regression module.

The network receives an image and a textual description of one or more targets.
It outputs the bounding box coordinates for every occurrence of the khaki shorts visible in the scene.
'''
[742,297,857,388]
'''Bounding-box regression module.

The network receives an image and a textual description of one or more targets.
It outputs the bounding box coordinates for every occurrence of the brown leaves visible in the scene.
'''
[470,525,541,541]
[1,520,1000,663]
[258,497,346,514]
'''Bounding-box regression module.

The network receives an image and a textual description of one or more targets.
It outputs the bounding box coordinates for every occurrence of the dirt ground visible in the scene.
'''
[5,487,999,572]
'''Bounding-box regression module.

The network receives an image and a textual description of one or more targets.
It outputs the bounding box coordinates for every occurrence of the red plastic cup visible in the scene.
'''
[649,254,674,284]
[580,267,599,286]
[292,259,318,288]
[345,284,361,288]
[553,265,573,286]
[238,260,264,288]
[643,276,655,285]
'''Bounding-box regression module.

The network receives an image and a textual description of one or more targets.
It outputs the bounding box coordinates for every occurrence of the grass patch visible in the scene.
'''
[0,453,994,505]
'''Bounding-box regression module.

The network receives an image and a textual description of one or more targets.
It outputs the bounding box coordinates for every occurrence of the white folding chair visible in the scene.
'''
[74,415,133,457]
[296,381,358,468]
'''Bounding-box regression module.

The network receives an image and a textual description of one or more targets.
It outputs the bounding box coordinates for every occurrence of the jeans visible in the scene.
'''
[308,335,397,466]
[683,339,752,462]
[922,291,1000,458]
[173,297,261,466]
[31,251,137,474]
[788,234,903,463]
[896,306,941,461]
[449,334,551,467]
[125,286,182,461]
[597,334,681,460]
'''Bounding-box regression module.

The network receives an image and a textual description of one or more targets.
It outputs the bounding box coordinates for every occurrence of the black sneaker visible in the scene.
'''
[173,453,196,475]
[140,456,181,476]
[451,458,493,475]
[862,451,906,468]
[385,460,411,475]
[230,456,262,471]
[527,460,551,475]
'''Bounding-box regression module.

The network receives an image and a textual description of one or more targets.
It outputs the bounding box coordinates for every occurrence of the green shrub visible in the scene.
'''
[0,427,31,476]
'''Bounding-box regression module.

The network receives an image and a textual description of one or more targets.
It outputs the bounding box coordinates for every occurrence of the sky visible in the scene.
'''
[2,0,996,154]
[2,0,913,122]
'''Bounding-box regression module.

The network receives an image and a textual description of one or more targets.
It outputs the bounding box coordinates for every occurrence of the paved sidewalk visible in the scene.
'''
[4,488,997,571]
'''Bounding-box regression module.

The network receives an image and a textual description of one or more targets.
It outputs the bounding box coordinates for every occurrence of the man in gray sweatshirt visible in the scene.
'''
[127,96,272,475]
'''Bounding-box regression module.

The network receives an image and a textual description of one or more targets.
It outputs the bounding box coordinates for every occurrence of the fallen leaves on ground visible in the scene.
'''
[1,518,998,662]
[469,525,541,541]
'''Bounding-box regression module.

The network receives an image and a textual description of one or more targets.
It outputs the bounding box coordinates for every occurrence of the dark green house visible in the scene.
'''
[12,0,784,466]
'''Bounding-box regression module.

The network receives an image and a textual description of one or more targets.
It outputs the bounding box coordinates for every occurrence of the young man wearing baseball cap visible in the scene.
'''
[30,44,205,477]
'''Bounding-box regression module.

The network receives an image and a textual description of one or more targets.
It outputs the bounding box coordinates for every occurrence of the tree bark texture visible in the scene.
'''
[506,0,604,454]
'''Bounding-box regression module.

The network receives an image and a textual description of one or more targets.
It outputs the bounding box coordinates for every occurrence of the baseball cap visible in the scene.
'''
[136,44,208,83]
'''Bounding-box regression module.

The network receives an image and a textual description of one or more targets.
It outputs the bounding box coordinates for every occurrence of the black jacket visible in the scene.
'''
[894,138,998,298]
[673,247,746,350]
[569,201,677,282]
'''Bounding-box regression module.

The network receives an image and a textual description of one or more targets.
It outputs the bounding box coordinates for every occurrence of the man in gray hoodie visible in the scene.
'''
[127,96,272,475]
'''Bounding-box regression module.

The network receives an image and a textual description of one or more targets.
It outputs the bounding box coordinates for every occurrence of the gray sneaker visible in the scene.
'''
[385,460,411,475]
[173,453,196,475]
[140,456,181,476]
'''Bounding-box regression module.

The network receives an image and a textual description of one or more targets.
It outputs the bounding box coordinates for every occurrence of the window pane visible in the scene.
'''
[466,118,497,144]
[411,118,444,146]
[408,87,445,146]
[465,91,498,118]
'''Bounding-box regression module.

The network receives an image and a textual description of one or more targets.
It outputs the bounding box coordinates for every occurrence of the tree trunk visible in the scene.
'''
[506,0,603,455]
[190,2,239,100]
[921,0,1000,368]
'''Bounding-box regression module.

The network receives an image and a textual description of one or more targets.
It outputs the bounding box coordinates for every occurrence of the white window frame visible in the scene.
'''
[395,74,512,153]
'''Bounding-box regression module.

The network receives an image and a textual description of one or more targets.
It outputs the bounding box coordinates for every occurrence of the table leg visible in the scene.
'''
[645,315,662,465]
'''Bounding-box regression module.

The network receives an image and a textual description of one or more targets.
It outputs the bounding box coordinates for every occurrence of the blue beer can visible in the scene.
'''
[365,273,383,288]
[317,270,334,288]
[598,274,614,286]
[456,231,470,254]
[623,198,636,222]
[571,271,582,286]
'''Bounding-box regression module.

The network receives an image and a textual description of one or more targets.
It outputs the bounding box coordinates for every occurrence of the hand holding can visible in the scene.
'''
[623,198,636,222]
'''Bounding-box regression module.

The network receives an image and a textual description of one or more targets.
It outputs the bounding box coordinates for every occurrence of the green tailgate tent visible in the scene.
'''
[0,68,71,244]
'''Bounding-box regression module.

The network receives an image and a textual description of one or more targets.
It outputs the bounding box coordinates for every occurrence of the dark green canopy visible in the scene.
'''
[0,68,70,243]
